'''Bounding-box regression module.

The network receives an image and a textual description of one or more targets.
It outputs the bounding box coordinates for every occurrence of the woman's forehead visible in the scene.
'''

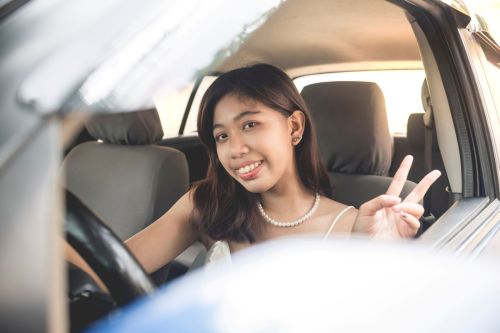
[213,94,270,123]
[217,93,259,109]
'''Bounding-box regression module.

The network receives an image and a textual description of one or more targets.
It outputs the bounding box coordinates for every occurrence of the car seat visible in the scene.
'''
[301,81,416,208]
[404,79,450,219]
[62,108,189,283]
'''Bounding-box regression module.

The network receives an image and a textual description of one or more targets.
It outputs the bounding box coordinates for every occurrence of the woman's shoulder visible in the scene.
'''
[320,195,358,233]
[161,189,203,238]
[166,190,196,219]
[320,195,357,213]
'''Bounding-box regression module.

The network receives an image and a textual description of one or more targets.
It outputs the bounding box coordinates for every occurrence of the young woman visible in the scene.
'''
[67,64,441,283]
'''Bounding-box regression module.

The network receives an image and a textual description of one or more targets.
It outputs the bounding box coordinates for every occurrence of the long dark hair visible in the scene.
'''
[193,63,330,243]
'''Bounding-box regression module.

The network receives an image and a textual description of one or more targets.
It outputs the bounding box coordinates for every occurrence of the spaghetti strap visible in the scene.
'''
[323,205,354,239]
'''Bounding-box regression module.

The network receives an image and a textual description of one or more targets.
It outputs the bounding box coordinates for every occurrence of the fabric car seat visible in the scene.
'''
[62,109,189,241]
[301,81,416,208]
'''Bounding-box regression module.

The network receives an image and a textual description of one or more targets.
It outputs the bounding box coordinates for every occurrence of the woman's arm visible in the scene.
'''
[65,190,200,289]
[124,191,200,274]
[65,240,109,292]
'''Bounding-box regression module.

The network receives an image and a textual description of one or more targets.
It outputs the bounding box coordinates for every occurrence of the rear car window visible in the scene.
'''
[156,70,425,138]
[294,70,426,136]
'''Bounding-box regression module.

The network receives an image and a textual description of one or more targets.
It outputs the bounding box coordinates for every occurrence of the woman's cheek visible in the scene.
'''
[216,146,230,171]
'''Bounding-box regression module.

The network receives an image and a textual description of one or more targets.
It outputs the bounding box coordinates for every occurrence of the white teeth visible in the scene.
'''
[237,161,262,174]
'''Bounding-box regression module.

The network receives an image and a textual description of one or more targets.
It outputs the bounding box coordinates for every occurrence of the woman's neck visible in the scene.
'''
[259,176,315,222]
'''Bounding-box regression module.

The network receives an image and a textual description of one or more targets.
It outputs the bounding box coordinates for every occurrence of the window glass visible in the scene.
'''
[159,71,426,138]
[154,82,194,138]
[294,70,426,136]
[483,55,500,123]
[470,0,500,42]
[184,76,217,135]
[154,76,217,138]
[480,45,500,181]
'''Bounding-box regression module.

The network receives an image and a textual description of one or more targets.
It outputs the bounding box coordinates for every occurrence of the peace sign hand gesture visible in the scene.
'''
[352,155,441,239]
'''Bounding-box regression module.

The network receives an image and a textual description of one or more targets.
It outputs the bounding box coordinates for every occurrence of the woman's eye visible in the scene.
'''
[243,121,257,130]
[214,133,228,142]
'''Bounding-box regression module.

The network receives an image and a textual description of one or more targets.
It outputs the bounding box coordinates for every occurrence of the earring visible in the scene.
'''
[292,135,302,144]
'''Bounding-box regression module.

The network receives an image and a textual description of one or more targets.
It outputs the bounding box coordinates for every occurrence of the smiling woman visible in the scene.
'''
[2,0,500,331]
[106,64,440,287]
[193,64,332,243]
[190,64,439,249]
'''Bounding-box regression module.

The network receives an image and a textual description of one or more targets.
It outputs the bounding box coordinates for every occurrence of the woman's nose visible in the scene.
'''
[229,134,250,159]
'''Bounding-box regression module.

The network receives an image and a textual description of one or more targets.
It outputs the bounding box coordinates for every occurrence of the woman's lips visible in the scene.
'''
[238,161,264,181]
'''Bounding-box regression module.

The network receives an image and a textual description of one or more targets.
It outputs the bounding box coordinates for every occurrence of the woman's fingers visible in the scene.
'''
[399,211,421,235]
[392,202,425,219]
[386,155,413,197]
[359,194,401,216]
[403,170,442,203]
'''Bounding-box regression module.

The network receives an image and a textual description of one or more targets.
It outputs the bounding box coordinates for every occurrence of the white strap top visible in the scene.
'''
[205,205,355,267]
[205,240,232,269]
[323,205,354,240]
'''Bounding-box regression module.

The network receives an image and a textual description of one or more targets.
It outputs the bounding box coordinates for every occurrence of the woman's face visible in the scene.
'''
[212,94,298,193]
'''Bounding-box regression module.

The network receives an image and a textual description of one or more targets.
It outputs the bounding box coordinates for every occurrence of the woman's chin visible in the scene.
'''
[239,181,270,194]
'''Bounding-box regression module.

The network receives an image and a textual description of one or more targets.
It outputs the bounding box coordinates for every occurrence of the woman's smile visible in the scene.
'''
[237,160,264,181]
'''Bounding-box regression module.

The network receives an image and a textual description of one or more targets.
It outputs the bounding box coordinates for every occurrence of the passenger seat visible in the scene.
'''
[301,81,416,208]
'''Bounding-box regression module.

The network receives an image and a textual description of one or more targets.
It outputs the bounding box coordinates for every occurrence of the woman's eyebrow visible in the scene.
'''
[213,110,261,130]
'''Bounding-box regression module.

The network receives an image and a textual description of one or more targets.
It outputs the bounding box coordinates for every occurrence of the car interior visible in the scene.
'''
[59,0,480,331]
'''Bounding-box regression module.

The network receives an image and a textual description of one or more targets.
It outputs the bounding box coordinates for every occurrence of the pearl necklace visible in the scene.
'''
[257,193,320,228]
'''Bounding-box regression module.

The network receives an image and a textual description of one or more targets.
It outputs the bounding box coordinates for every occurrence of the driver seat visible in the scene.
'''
[62,109,189,281]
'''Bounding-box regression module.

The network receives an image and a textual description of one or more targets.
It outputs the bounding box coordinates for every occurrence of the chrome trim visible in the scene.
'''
[453,201,500,254]
[418,197,489,247]
[468,200,500,257]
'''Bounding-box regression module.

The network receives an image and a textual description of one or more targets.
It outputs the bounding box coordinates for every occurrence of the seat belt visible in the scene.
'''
[422,95,433,175]
[422,82,434,217]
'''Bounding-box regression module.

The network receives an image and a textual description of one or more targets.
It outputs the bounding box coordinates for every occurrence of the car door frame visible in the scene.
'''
[392,0,500,254]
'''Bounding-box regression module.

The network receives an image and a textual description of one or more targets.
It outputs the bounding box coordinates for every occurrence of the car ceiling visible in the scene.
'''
[218,0,421,73]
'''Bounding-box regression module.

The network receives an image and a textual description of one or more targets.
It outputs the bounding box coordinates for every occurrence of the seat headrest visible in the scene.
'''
[407,114,421,148]
[421,78,433,128]
[407,78,439,150]
[85,108,164,145]
[301,81,392,176]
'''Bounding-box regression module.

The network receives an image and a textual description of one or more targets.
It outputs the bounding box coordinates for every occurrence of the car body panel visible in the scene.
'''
[88,239,500,333]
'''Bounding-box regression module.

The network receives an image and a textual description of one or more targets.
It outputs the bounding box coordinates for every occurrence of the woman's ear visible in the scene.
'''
[289,110,305,145]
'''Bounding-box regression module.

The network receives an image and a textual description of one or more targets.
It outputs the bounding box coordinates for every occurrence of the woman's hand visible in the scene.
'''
[352,155,441,239]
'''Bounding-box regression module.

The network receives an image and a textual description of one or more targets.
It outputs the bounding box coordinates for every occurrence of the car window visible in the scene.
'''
[471,0,500,42]
[484,58,500,123]
[164,70,425,138]
[294,70,426,136]
[154,76,217,138]
[183,76,217,135]
[154,82,194,138]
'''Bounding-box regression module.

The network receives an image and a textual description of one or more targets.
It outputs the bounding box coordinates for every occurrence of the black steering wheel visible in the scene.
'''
[65,190,155,307]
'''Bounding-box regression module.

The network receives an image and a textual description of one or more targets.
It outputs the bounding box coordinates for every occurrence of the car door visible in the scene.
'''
[397,0,500,253]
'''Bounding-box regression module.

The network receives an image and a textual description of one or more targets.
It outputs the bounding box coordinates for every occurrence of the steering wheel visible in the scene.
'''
[65,190,155,307]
